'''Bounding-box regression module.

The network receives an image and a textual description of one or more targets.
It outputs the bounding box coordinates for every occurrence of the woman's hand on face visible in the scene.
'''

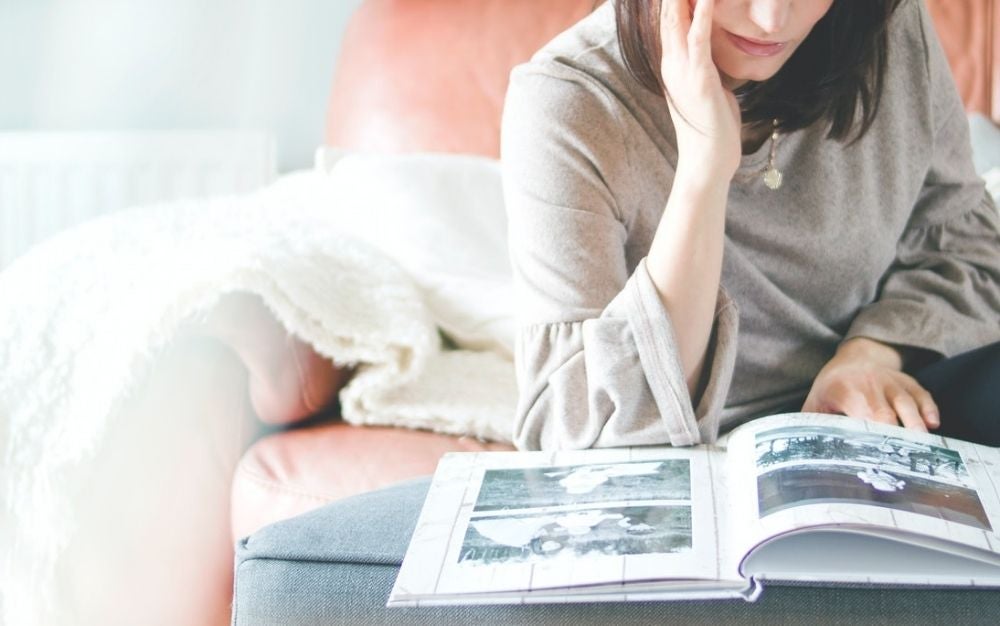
[659,0,742,186]
[801,338,941,432]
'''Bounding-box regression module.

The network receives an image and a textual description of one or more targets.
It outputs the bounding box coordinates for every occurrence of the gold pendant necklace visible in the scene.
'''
[762,118,783,190]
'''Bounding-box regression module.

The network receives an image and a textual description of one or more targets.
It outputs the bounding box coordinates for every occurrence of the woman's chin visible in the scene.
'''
[720,75,746,91]
[718,57,788,86]
[720,68,779,90]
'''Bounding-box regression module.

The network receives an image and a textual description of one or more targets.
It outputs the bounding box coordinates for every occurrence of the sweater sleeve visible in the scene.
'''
[844,4,1000,358]
[501,64,739,451]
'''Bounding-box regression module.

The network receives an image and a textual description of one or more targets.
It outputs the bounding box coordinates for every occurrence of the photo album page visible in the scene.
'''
[390,445,748,605]
[724,413,1000,582]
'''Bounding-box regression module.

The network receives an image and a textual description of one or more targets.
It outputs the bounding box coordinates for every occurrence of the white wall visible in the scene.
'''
[0,0,365,172]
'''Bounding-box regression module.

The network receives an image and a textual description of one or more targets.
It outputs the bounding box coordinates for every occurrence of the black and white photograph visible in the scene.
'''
[472,460,691,513]
[457,505,693,566]
[755,426,973,486]
[754,426,991,530]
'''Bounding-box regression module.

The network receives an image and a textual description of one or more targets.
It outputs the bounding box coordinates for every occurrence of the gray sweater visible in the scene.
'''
[500,0,1000,451]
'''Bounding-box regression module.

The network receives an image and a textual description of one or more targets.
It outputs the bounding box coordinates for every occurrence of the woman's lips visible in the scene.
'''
[725,31,787,57]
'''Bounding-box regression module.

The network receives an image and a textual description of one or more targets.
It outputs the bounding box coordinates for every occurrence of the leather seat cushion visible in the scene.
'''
[230,421,513,541]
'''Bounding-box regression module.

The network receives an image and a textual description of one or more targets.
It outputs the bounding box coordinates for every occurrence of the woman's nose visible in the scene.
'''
[748,0,790,35]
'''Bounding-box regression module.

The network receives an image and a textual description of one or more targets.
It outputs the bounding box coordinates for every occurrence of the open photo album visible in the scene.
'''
[388,413,1000,606]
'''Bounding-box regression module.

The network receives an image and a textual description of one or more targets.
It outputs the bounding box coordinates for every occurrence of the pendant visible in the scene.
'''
[763,166,783,190]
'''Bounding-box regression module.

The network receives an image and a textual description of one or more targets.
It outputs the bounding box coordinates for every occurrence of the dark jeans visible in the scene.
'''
[914,341,1000,446]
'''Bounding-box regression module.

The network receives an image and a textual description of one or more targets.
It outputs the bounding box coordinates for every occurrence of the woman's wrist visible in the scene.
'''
[835,337,940,372]
[834,337,904,371]
[672,164,734,202]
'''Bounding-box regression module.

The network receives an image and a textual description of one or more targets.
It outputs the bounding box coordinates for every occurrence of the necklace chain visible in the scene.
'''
[762,118,783,190]
[728,119,784,189]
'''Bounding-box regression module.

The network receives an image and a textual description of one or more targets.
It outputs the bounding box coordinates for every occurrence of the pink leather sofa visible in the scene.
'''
[230,0,1000,542]
[203,0,999,622]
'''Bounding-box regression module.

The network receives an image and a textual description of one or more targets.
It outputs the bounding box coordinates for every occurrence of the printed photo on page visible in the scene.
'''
[754,425,991,531]
[424,448,726,597]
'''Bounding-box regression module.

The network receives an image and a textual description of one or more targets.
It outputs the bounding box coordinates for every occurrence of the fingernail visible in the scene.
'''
[927,412,940,427]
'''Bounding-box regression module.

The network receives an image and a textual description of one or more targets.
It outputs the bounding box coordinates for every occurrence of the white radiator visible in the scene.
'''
[0,131,276,270]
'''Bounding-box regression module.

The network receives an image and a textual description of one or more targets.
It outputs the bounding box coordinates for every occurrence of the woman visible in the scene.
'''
[501,0,1000,450]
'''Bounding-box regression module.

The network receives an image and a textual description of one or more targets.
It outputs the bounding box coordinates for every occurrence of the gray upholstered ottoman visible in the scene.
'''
[232,478,1000,625]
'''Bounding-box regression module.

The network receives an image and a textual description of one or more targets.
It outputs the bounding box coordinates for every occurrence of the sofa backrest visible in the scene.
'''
[324,0,594,156]
[928,0,999,122]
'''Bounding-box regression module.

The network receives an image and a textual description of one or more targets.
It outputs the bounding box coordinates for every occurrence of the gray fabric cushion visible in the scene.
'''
[233,477,1000,625]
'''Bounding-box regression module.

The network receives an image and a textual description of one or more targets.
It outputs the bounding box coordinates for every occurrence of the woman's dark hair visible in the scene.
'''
[613,0,907,143]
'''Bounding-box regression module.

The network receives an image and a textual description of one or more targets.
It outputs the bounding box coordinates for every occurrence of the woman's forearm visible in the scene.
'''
[645,172,731,399]
[651,0,741,403]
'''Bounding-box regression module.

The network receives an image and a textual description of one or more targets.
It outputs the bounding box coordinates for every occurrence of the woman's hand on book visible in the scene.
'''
[659,0,742,186]
[802,338,940,432]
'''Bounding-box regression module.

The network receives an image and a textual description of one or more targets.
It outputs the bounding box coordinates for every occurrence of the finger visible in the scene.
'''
[828,389,866,418]
[801,395,820,413]
[868,398,901,427]
[688,0,714,62]
[841,388,898,426]
[801,393,837,415]
[887,387,928,433]
[904,380,940,429]
[660,0,692,60]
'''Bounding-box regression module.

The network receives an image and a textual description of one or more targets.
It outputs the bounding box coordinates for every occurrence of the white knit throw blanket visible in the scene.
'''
[0,171,516,624]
